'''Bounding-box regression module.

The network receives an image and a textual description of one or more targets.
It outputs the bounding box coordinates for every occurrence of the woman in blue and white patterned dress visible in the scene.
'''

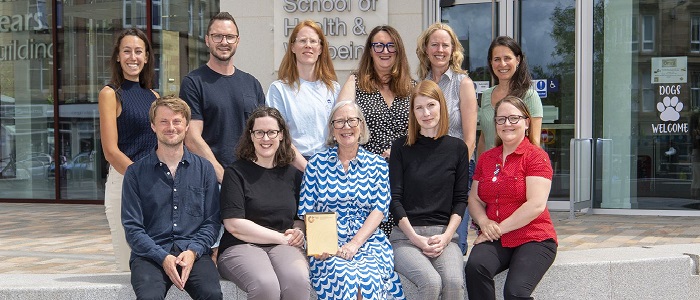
[298,100,404,300]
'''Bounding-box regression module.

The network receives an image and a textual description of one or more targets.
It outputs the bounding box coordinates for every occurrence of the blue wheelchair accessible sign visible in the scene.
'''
[532,79,547,98]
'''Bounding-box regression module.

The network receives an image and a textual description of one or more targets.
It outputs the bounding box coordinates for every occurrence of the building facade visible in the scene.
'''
[1,0,699,216]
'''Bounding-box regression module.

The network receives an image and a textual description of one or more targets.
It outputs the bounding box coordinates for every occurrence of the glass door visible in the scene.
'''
[440,0,577,202]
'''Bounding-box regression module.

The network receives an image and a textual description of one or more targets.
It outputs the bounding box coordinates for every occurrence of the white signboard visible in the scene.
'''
[651,56,687,84]
[474,81,490,94]
[274,0,388,71]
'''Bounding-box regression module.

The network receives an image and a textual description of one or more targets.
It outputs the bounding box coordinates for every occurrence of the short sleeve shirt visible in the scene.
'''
[473,138,557,247]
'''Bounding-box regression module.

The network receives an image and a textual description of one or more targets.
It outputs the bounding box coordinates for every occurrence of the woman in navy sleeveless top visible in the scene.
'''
[98,28,159,272]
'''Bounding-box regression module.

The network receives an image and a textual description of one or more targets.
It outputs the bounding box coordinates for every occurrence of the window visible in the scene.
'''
[199,1,207,38]
[641,15,654,52]
[631,15,638,52]
[188,0,194,35]
[692,16,700,53]
[153,0,163,29]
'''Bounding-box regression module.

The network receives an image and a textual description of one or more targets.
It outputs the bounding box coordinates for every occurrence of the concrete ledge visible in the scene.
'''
[1,244,698,300]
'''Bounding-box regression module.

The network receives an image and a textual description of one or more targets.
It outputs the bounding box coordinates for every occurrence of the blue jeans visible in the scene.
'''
[457,159,475,255]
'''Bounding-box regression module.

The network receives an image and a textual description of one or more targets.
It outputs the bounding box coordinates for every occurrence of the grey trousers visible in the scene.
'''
[218,243,310,300]
[390,225,465,300]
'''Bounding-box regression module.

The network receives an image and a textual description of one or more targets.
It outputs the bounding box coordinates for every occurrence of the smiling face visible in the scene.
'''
[490,45,520,83]
[413,95,441,136]
[331,105,362,149]
[251,116,282,162]
[292,26,321,67]
[151,106,189,148]
[118,35,148,82]
[495,101,529,145]
[370,30,396,74]
[427,29,452,71]
[206,19,239,62]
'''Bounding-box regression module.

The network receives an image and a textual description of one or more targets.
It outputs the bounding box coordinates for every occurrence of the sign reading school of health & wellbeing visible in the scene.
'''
[274,0,388,71]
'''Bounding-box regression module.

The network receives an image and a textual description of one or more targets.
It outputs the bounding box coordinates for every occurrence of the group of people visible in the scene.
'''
[98,11,557,300]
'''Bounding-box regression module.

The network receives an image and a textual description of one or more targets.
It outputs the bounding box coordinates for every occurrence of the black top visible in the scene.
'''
[179,65,265,168]
[219,159,302,254]
[389,135,469,226]
[111,80,157,162]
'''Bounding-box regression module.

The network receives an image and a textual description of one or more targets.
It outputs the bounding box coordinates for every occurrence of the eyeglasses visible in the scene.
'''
[209,34,239,44]
[331,117,361,129]
[494,115,528,125]
[251,129,280,139]
[295,38,320,46]
[371,42,397,53]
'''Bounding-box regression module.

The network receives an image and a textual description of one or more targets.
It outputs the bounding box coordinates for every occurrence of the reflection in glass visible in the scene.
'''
[441,2,495,82]
[594,0,700,210]
[0,0,55,199]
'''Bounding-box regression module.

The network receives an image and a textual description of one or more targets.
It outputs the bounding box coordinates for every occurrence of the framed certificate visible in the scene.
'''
[304,212,338,256]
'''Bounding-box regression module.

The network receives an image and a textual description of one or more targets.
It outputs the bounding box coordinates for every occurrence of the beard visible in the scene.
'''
[211,46,236,62]
[158,134,185,148]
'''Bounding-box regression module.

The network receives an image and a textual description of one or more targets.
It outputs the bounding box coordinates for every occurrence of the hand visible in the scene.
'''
[313,252,331,261]
[284,228,305,248]
[175,250,196,289]
[410,234,440,258]
[425,233,450,258]
[474,234,491,245]
[337,241,359,260]
[162,255,184,290]
[210,247,219,266]
[478,219,502,242]
[380,149,391,159]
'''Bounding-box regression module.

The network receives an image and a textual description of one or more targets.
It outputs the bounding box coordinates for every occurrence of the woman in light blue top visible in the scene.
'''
[267,20,339,171]
[477,36,543,155]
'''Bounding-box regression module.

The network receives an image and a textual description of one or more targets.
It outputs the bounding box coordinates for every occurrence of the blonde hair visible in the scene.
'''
[149,96,191,125]
[416,22,466,79]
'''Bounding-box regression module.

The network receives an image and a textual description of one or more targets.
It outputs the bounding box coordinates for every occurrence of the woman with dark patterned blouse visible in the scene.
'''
[337,25,415,236]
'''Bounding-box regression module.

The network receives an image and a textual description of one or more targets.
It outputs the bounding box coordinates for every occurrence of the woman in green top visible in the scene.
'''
[477,36,543,155]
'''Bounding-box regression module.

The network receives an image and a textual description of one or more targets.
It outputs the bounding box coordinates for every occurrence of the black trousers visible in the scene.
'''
[130,253,222,300]
[465,239,557,300]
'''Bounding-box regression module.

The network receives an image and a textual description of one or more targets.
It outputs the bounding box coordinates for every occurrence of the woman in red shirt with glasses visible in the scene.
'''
[465,96,557,300]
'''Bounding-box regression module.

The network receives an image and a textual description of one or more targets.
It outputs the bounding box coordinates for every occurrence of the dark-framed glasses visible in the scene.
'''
[331,117,361,129]
[209,34,239,44]
[371,42,397,53]
[494,115,528,125]
[251,129,280,139]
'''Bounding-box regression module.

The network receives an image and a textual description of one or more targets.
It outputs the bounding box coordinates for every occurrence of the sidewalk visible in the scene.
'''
[0,202,699,274]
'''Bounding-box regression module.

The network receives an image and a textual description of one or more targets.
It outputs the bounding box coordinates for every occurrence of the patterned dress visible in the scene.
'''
[298,146,404,300]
